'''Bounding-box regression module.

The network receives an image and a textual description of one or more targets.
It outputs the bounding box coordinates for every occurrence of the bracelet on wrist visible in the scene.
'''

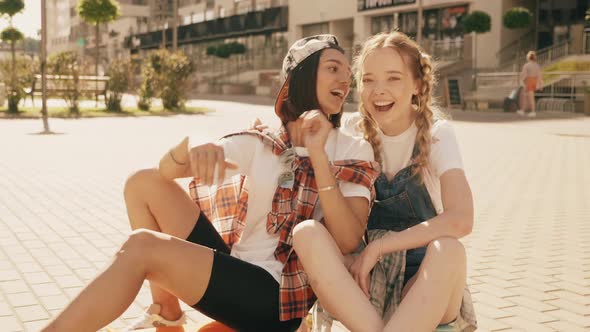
[318,185,336,192]
[169,149,187,166]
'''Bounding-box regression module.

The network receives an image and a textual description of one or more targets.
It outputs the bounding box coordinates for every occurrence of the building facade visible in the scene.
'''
[47,0,289,81]
[46,0,590,76]
[288,0,589,69]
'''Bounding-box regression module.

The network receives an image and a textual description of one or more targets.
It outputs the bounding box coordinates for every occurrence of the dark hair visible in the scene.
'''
[278,44,345,128]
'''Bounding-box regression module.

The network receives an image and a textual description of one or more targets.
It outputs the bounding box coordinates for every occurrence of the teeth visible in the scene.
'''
[374,101,394,106]
[331,89,344,97]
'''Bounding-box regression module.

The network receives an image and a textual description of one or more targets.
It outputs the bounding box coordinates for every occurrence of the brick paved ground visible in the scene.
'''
[0,99,588,331]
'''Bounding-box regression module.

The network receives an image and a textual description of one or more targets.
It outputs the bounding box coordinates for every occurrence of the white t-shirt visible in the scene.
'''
[342,113,464,214]
[215,129,374,282]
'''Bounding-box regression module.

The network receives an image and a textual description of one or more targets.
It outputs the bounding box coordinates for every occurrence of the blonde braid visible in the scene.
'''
[412,53,436,181]
[359,103,383,165]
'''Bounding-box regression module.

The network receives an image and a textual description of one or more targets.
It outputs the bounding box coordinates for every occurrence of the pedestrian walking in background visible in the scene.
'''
[517,51,543,118]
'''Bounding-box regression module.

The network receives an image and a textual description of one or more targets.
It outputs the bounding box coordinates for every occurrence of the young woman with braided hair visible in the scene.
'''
[293,32,477,332]
[42,35,380,332]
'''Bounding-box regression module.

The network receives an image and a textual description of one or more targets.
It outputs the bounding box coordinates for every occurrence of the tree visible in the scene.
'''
[461,10,491,90]
[503,7,533,29]
[503,7,533,68]
[0,0,24,113]
[207,42,247,82]
[106,58,133,112]
[0,55,37,113]
[48,51,82,114]
[77,0,120,106]
[138,49,194,111]
[461,10,491,35]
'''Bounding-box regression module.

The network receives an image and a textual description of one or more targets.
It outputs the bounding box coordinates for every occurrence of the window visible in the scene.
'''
[371,15,394,35]
[302,23,329,37]
[399,12,417,36]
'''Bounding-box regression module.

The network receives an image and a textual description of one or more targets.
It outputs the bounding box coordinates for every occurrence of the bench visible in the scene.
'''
[23,74,109,107]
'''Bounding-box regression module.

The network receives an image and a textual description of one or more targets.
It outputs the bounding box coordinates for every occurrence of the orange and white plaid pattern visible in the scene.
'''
[189,127,380,321]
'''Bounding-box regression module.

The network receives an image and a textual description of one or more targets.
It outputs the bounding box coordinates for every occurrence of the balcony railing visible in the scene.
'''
[125,6,288,50]
[424,38,464,62]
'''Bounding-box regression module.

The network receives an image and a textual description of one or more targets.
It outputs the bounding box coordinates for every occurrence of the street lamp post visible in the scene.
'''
[172,0,178,51]
[40,0,50,133]
[417,0,423,45]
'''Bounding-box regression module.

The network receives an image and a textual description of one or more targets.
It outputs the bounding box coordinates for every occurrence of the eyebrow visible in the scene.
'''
[363,70,403,76]
[323,59,351,70]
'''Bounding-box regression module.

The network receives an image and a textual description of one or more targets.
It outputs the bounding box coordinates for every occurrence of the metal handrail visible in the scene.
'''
[496,30,535,64]
[498,39,571,72]
[477,71,590,100]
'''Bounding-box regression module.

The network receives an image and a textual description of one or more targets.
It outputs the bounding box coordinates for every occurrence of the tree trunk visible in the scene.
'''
[41,0,51,133]
[95,23,100,107]
[9,17,17,113]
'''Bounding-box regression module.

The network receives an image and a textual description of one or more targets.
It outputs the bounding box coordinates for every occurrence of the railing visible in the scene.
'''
[536,40,570,67]
[497,39,571,72]
[424,38,464,62]
[496,30,535,65]
[125,6,288,50]
[477,71,590,100]
[184,43,288,83]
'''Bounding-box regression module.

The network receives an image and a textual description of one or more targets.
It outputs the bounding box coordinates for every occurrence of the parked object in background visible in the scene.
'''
[503,86,522,112]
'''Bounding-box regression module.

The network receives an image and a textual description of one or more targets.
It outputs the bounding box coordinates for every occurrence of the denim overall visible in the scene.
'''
[367,144,437,284]
[311,142,478,332]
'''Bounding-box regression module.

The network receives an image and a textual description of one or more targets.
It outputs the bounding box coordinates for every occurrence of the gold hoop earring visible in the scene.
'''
[411,96,421,112]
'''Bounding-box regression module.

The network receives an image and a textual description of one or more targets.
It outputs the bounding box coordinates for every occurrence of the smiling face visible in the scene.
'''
[360,47,420,135]
[316,48,352,117]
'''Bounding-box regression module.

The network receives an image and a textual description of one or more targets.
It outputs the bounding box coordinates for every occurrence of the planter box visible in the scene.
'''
[221,83,255,95]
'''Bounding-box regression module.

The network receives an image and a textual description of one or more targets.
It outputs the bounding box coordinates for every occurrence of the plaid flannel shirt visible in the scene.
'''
[189,127,380,321]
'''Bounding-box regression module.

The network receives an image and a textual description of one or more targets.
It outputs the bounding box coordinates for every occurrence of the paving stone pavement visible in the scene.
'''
[0,100,589,332]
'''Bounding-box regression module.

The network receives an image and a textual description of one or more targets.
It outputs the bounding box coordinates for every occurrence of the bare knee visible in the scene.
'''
[124,168,160,199]
[427,237,466,265]
[292,219,329,254]
[119,228,161,265]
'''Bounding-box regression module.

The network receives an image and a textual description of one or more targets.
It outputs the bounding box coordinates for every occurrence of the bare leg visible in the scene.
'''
[528,91,536,113]
[293,220,383,332]
[384,237,466,332]
[42,229,214,332]
[124,169,200,320]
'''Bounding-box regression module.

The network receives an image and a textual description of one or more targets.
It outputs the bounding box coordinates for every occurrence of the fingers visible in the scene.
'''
[249,118,268,132]
[189,143,234,186]
[212,150,225,183]
[360,272,370,298]
[251,117,262,128]
[225,160,239,170]
[350,259,371,298]
[190,148,200,180]
[197,148,208,184]
[287,118,304,146]
[206,149,217,185]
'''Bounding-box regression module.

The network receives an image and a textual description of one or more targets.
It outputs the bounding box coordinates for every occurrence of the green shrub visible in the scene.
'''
[138,49,194,111]
[106,58,133,112]
[206,45,217,56]
[137,63,154,111]
[0,55,36,113]
[461,10,491,34]
[48,51,81,114]
[503,7,532,29]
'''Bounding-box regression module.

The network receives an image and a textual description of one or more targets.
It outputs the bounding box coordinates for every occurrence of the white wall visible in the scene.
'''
[288,0,357,44]
[470,0,503,68]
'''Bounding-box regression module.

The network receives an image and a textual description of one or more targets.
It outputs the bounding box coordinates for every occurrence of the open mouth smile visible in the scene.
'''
[330,89,346,100]
[373,101,395,112]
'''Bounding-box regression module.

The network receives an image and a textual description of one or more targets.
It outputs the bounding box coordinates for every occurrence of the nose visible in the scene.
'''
[373,82,387,95]
[339,69,352,85]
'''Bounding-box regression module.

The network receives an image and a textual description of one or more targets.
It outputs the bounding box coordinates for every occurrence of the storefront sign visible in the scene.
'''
[358,0,416,11]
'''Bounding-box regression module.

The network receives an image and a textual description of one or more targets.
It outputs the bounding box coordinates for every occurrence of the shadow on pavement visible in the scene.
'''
[447,109,587,123]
